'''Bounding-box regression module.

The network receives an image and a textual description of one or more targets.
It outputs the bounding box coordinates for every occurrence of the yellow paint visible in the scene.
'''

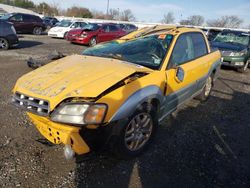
[12,27,221,155]
[28,112,90,154]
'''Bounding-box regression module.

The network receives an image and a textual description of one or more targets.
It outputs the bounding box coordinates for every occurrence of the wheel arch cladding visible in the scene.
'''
[109,85,164,122]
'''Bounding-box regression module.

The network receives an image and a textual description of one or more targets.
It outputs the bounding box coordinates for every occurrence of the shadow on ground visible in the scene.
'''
[74,76,250,188]
[16,40,43,49]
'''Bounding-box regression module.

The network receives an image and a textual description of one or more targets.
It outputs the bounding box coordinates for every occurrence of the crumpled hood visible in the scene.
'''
[68,28,84,35]
[13,55,151,109]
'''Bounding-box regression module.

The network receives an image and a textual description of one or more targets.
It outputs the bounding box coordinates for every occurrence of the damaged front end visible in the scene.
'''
[12,55,151,159]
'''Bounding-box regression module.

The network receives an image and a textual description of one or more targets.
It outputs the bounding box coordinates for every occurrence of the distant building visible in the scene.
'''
[0,3,39,16]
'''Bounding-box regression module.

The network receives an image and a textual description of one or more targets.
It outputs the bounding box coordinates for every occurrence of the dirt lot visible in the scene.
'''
[0,35,250,188]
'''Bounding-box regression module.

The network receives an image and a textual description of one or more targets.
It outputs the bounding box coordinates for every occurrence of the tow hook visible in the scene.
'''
[64,144,75,160]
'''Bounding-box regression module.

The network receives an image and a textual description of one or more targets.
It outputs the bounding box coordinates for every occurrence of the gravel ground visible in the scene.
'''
[0,35,250,188]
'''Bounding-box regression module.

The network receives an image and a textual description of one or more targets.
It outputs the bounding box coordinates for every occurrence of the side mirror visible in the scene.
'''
[174,66,185,83]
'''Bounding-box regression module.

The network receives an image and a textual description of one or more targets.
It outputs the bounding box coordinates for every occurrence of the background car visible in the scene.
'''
[117,23,138,33]
[0,13,46,35]
[42,16,59,29]
[66,23,127,46]
[48,20,88,38]
[211,29,250,73]
[0,20,18,50]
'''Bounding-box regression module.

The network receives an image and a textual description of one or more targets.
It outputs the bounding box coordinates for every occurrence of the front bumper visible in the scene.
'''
[27,112,118,158]
[67,35,90,44]
[27,112,90,155]
[221,56,247,68]
[48,31,65,38]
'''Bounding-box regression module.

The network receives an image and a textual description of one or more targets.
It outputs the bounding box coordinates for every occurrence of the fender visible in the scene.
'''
[110,85,164,122]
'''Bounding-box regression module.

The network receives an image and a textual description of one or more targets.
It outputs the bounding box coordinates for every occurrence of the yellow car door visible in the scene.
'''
[162,32,210,117]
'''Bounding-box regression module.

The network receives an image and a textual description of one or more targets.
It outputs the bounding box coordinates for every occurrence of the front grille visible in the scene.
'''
[12,92,50,116]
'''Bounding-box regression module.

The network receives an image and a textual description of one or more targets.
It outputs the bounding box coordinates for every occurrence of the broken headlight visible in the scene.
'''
[51,103,107,125]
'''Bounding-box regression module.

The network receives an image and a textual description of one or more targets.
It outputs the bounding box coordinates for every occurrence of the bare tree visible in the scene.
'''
[162,12,175,24]
[119,9,136,21]
[36,2,59,16]
[207,16,243,28]
[179,19,191,25]
[108,8,120,20]
[66,6,92,18]
[188,15,204,26]
[179,15,204,26]
[91,9,106,19]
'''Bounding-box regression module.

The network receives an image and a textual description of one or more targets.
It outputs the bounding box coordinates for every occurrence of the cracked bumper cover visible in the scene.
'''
[27,112,90,155]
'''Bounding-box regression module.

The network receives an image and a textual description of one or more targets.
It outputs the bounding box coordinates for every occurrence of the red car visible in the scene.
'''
[66,23,127,46]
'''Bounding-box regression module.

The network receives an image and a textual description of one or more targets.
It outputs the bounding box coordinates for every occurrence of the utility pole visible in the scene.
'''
[106,0,110,17]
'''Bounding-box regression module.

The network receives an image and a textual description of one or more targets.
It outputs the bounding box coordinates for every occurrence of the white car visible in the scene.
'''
[48,20,88,38]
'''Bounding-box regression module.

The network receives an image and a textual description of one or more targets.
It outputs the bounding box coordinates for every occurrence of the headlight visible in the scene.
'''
[51,103,107,125]
[80,34,87,38]
[229,49,247,56]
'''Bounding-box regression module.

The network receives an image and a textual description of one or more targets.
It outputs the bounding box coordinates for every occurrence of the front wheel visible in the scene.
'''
[33,27,42,35]
[64,32,68,39]
[196,75,213,101]
[89,37,97,47]
[112,105,158,159]
[0,38,9,50]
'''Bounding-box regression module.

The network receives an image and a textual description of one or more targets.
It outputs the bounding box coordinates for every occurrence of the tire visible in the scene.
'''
[64,32,68,39]
[112,104,158,159]
[0,38,9,50]
[33,26,42,35]
[237,61,249,73]
[196,75,213,101]
[89,37,97,47]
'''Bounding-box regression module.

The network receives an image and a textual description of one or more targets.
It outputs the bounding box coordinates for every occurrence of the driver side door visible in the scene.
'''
[163,32,208,113]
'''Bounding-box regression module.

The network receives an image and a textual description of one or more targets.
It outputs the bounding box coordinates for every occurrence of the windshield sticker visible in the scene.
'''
[158,34,166,39]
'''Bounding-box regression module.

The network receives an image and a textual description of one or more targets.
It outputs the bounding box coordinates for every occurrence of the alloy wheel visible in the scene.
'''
[124,112,153,151]
[0,38,9,50]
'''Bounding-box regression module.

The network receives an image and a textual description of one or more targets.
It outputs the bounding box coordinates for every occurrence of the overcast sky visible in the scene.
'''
[31,0,250,26]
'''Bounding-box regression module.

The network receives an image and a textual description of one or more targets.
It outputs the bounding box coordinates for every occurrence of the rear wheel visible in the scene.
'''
[0,38,9,50]
[89,37,97,47]
[112,104,158,159]
[237,61,249,73]
[196,75,213,101]
[33,27,42,35]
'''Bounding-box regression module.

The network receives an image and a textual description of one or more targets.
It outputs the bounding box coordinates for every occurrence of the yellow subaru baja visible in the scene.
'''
[12,27,221,160]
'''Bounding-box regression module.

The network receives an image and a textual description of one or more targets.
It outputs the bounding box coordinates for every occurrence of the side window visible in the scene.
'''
[80,22,87,28]
[10,14,23,22]
[109,25,119,32]
[191,33,208,58]
[23,15,33,22]
[103,25,109,32]
[72,22,79,28]
[169,33,195,66]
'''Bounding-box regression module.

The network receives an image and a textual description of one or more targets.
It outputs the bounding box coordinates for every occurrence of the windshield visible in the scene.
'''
[82,34,173,70]
[0,13,13,20]
[82,23,101,31]
[56,20,72,27]
[214,32,250,46]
